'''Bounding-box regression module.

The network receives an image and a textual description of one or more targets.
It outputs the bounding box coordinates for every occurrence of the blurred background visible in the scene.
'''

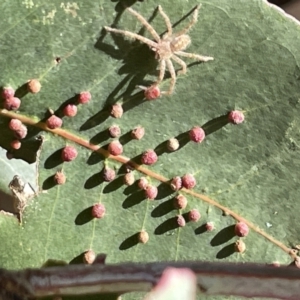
[270,0,300,19]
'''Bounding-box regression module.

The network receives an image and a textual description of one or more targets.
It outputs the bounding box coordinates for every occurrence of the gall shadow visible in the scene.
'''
[80,108,110,131]
[88,8,159,131]
[210,225,235,247]
[128,153,143,166]
[194,223,208,235]
[111,0,145,14]
[202,114,229,136]
[44,148,63,169]
[69,252,86,264]
[123,180,139,196]
[103,176,124,194]
[122,190,145,208]
[42,259,68,268]
[14,82,29,99]
[84,172,105,189]
[75,205,94,225]
[154,216,179,235]
[156,182,173,200]
[89,129,110,146]
[216,242,236,259]
[151,198,175,218]
[53,94,78,119]
[42,175,57,190]
[86,151,105,166]
[0,132,43,164]
[119,131,133,146]
[119,232,140,250]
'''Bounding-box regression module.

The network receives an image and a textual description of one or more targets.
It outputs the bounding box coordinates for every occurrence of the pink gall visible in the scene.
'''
[108,140,123,156]
[141,149,158,165]
[78,91,91,104]
[228,110,245,124]
[181,174,196,189]
[189,126,205,143]
[61,146,77,162]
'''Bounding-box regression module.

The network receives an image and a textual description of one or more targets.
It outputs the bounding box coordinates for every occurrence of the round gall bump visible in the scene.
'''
[228,110,245,124]
[170,176,182,191]
[111,103,123,118]
[167,138,179,151]
[103,167,116,182]
[2,86,15,99]
[4,97,21,110]
[14,125,28,139]
[27,79,41,94]
[141,149,158,165]
[9,119,22,131]
[92,203,106,219]
[83,249,96,264]
[235,239,246,253]
[188,209,201,222]
[189,126,205,143]
[124,172,135,186]
[173,194,187,210]
[108,125,121,138]
[54,171,66,185]
[138,177,148,190]
[205,222,214,232]
[46,115,63,129]
[234,221,249,237]
[145,185,158,200]
[63,104,77,117]
[176,215,186,227]
[108,140,123,156]
[131,126,145,140]
[10,140,21,150]
[144,85,161,100]
[78,91,91,104]
[181,174,196,189]
[138,230,149,244]
[61,146,77,162]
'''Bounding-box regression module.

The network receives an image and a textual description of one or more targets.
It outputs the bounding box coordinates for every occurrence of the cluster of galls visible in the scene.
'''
[3,77,246,252]
[46,91,92,129]
[3,80,41,155]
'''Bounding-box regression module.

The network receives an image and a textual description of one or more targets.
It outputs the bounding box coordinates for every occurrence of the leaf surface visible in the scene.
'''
[0,0,300,299]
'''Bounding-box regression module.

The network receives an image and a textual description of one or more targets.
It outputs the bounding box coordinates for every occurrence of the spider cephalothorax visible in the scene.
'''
[105,5,213,95]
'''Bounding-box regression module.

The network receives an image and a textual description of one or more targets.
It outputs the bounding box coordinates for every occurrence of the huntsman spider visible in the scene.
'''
[105,5,214,95]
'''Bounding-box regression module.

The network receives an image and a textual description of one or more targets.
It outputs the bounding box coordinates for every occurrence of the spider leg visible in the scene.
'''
[162,58,176,95]
[175,50,214,62]
[104,26,158,49]
[126,7,161,42]
[157,5,173,37]
[156,59,166,84]
[171,55,187,75]
[175,4,201,37]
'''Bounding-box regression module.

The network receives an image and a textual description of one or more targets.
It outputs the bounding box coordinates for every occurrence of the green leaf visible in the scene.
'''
[1,0,300,298]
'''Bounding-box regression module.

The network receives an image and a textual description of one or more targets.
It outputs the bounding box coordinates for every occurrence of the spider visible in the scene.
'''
[104,4,214,95]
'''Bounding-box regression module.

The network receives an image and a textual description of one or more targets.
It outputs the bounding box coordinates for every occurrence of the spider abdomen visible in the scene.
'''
[170,35,191,52]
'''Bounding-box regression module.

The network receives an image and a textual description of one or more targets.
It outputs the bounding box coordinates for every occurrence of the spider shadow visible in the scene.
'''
[81,7,160,132]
